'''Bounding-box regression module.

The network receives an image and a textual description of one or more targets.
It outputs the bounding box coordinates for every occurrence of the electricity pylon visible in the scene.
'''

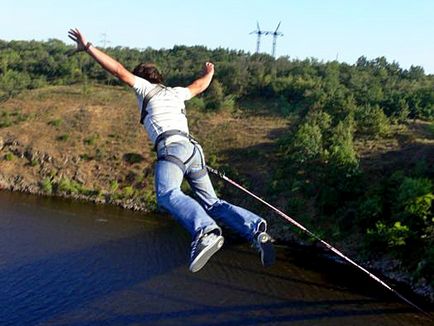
[250,22,270,53]
[270,22,283,57]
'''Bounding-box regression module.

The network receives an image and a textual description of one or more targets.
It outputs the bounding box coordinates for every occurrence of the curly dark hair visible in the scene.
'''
[132,63,164,84]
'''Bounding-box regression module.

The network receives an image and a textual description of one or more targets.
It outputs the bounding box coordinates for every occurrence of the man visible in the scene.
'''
[68,28,275,272]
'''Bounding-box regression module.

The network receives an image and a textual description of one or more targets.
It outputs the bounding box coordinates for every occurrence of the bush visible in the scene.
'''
[305,110,332,132]
[109,180,119,193]
[367,221,410,250]
[290,121,323,163]
[55,177,97,196]
[40,177,53,193]
[397,177,433,222]
[355,105,391,137]
[57,177,80,194]
[204,79,224,110]
[122,186,136,199]
[358,195,383,225]
[0,70,31,98]
[4,152,14,161]
[222,95,236,112]
[186,97,205,110]
[0,112,12,128]
[328,118,359,173]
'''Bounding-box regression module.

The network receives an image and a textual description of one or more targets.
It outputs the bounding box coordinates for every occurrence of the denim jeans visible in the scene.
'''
[155,137,266,241]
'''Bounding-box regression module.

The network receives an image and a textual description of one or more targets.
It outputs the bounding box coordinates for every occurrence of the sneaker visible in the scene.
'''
[253,232,275,267]
[189,232,224,273]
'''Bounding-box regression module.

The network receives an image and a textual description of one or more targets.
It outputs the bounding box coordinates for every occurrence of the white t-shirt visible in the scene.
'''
[133,76,192,144]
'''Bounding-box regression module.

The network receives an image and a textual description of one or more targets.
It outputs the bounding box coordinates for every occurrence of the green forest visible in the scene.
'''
[1,39,433,289]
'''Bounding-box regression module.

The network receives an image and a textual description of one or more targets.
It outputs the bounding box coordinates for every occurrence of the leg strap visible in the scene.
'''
[158,155,186,173]
[187,167,208,179]
[157,146,197,174]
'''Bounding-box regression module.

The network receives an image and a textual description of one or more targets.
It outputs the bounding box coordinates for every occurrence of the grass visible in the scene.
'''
[40,177,53,193]
[109,180,119,193]
[123,153,145,164]
[56,134,70,141]
[55,176,100,197]
[80,153,92,161]
[48,118,63,127]
[0,110,29,128]
[83,134,99,145]
[4,152,14,161]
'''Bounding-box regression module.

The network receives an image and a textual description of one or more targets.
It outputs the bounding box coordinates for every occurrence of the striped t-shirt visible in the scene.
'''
[133,76,192,144]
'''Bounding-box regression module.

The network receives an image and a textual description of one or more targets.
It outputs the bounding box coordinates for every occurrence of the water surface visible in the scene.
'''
[0,191,431,325]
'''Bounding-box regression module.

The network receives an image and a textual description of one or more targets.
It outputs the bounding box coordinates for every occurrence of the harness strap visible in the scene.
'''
[155,129,206,178]
[140,84,165,124]
[188,167,208,179]
[154,129,191,152]
[158,155,186,173]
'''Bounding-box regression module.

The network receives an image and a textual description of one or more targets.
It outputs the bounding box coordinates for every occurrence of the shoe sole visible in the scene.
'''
[257,233,275,267]
[189,236,224,273]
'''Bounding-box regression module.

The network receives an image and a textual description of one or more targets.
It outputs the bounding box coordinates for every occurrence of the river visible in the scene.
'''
[0,190,431,325]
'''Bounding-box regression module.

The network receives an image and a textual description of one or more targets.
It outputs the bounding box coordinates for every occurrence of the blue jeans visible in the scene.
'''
[155,137,266,241]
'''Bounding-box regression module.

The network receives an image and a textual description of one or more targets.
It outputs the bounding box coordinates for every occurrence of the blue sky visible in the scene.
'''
[2,0,434,73]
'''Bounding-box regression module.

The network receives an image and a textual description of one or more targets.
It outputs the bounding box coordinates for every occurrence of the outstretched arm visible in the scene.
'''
[187,62,215,97]
[68,28,135,87]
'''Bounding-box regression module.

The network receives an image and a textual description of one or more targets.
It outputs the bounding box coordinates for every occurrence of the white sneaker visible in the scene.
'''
[189,233,224,272]
[253,232,275,267]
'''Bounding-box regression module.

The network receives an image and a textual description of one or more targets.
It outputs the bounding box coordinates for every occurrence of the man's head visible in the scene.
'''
[132,63,163,84]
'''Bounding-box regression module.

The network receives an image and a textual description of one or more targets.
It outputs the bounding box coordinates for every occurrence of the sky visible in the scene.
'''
[1,0,434,73]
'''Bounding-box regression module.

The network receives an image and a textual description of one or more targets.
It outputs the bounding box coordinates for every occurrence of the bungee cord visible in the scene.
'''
[207,165,432,319]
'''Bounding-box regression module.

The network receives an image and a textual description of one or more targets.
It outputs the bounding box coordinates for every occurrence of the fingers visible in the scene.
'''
[68,30,78,42]
[74,28,82,38]
[204,62,215,74]
[68,28,77,36]
[67,28,85,53]
[67,28,82,40]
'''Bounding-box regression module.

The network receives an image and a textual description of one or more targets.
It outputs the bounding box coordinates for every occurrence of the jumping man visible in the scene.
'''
[68,28,275,272]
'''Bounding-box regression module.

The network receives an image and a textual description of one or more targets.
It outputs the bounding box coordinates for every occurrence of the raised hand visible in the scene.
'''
[203,62,214,75]
[68,28,88,53]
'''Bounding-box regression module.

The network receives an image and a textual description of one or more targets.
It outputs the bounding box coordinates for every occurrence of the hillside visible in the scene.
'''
[0,84,288,210]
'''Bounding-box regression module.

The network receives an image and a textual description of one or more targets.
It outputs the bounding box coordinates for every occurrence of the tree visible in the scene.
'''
[204,79,225,110]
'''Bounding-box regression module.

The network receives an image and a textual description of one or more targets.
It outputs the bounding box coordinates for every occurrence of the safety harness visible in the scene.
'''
[140,86,207,179]
[140,84,165,124]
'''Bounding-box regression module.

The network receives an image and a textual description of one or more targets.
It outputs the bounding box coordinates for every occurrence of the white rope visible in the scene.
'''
[207,166,432,319]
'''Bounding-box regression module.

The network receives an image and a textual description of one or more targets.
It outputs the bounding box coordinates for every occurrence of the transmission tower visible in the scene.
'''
[270,22,283,57]
[100,33,111,48]
[250,22,270,53]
